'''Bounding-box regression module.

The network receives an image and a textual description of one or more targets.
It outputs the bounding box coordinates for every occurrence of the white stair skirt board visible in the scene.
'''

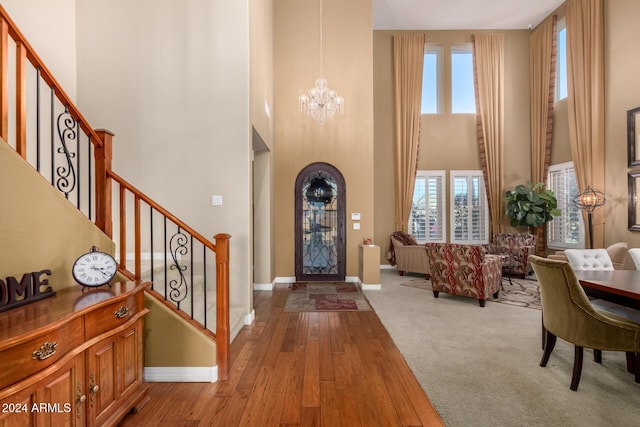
[144,366,218,383]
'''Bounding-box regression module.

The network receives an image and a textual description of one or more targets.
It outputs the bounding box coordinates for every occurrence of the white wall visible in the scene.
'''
[75,0,253,314]
[2,0,77,101]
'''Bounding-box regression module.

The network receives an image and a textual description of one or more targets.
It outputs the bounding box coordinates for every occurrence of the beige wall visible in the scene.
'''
[144,295,215,367]
[2,0,77,102]
[274,0,374,277]
[0,141,114,288]
[604,0,640,248]
[374,30,531,263]
[250,0,275,287]
[75,0,253,314]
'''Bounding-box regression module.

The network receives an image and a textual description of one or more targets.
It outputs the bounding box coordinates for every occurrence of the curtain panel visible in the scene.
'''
[393,34,425,232]
[566,0,605,248]
[530,16,558,255]
[472,33,505,238]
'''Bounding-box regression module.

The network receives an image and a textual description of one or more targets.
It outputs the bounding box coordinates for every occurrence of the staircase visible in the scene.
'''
[0,6,230,380]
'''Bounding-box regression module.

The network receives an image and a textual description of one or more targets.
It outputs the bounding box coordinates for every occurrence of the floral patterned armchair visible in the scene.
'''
[486,233,537,278]
[425,243,502,307]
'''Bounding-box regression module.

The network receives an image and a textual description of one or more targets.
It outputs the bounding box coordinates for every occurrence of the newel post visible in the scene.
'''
[214,233,231,381]
[94,129,114,238]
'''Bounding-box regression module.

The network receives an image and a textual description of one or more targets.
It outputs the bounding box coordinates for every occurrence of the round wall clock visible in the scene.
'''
[72,246,117,288]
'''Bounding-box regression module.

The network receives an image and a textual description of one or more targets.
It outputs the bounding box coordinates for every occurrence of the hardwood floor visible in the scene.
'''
[118,284,444,426]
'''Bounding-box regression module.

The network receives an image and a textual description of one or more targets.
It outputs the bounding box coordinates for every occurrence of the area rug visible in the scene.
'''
[400,277,541,310]
[284,281,372,312]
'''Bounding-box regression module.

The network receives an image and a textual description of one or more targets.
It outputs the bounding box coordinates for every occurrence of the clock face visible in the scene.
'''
[72,250,117,287]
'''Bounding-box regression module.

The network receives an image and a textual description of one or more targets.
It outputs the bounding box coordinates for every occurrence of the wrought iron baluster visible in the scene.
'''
[55,106,77,199]
[164,217,167,300]
[203,248,207,329]
[190,236,194,320]
[50,88,54,186]
[36,67,41,172]
[169,226,189,308]
[150,206,154,288]
[88,135,92,220]
[76,120,80,208]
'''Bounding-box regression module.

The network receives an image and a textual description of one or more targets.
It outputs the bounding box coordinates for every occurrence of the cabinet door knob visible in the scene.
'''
[76,381,85,419]
[114,305,130,318]
[32,341,58,360]
[89,373,99,407]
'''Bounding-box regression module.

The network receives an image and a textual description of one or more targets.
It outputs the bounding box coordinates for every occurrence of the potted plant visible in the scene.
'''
[504,181,560,228]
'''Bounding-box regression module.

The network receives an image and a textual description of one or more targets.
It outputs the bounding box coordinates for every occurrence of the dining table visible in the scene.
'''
[540,269,640,351]
[575,269,640,310]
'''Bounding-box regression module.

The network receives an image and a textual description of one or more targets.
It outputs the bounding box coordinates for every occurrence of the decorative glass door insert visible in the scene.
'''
[295,163,345,281]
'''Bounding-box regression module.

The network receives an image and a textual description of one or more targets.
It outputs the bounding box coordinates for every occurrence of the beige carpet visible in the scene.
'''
[365,269,640,427]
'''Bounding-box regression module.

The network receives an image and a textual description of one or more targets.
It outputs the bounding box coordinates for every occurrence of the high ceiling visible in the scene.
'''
[373,0,565,30]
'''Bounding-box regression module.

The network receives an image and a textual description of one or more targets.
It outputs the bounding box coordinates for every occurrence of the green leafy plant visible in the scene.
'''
[504,181,560,228]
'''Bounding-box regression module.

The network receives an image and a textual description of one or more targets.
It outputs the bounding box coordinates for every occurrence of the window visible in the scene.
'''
[450,171,488,244]
[421,45,441,114]
[556,19,567,101]
[547,162,584,249]
[409,171,446,243]
[451,45,476,114]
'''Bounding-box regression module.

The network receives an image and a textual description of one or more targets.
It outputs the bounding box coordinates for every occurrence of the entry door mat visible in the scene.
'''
[284,282,372,312]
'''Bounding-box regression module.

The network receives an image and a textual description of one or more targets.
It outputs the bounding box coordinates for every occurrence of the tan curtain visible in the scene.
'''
[566,0,605,248]
[472,33,504,237]
[393,34,425,232]
[530,16,558,255]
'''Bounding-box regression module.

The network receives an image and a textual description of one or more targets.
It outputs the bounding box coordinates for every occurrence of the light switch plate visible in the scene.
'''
[212,195,223,206]
[353,222,360,230]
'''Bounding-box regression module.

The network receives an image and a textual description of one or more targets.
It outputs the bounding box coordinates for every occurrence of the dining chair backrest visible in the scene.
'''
[629,248,640,270]
[529,256,599,340]
[564,248,614,271]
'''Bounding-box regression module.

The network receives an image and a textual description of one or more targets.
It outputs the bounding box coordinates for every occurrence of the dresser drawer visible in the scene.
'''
[84,292,143,339]
[0,316,84,389]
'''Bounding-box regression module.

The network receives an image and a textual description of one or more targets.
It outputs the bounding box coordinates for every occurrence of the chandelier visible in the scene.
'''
[299,0,344,122]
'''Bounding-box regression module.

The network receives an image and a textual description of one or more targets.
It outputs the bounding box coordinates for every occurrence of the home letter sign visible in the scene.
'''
[0,270,55,313]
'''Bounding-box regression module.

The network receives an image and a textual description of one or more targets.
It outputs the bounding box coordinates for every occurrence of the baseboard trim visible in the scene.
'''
[380,264,396,270]
[253,282,273,291]
[244,309,255,325]
[274,276,371,284]
[361,283,382,290]
[144,366,217,383]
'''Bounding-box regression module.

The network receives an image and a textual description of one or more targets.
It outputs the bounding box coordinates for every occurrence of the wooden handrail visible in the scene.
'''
[108,170,218,252]
[0,5,104,149]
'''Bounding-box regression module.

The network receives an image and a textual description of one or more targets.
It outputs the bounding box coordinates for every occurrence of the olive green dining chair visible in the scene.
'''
[529,255,640,391]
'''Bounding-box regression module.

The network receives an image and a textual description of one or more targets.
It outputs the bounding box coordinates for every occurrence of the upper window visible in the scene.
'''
[547,162,584,249]
[421,45,441,114]
[451,45,476,114]
[409,171,446,243]
[556,19,567,101]
[450,171,488,244]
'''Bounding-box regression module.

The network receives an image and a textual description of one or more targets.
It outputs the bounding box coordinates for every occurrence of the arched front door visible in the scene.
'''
[295,162,346,281]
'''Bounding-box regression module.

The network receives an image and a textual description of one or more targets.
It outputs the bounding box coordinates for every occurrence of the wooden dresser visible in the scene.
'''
[0,281,150,427]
